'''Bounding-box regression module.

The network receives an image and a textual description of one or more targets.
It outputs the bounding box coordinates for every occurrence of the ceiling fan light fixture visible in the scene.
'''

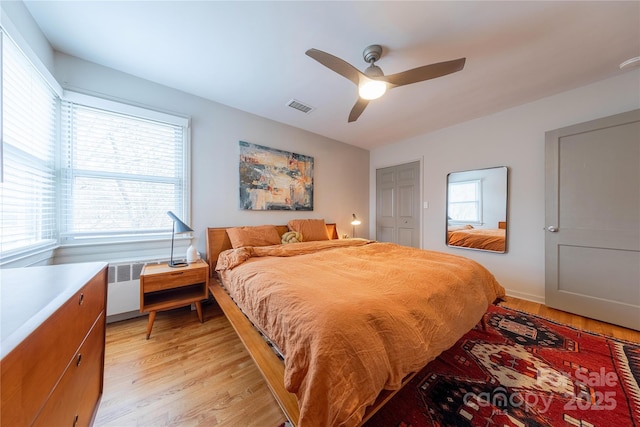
[359,79,387,100]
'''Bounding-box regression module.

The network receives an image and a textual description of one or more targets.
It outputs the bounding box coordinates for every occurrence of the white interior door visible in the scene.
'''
[376,161,420,248]
[545,109,640,331]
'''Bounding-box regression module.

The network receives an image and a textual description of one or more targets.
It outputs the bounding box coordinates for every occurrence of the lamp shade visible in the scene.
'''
[167,211,193,233]
[167,211,192,268]
[350,213,361,238]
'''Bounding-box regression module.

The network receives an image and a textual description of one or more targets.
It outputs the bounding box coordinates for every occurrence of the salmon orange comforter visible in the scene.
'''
[216,239,505,427]
[448,228,506,252]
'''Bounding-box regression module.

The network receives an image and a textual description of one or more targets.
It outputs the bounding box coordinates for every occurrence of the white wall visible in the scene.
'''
[371,69,640,302]
[1,1,54,73]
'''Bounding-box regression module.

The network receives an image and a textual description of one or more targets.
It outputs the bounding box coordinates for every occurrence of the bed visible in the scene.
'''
[447,225,506,252]
[206,221,505,427]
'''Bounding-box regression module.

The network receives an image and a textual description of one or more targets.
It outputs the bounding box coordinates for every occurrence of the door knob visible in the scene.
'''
[546,226,558,232]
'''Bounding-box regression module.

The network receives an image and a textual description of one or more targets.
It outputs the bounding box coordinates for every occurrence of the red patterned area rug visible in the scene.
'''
[278,305,640,427]
[363,305,640,427]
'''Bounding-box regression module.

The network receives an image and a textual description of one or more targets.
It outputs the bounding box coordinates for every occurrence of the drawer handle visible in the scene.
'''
[78,293,84,305]
[171,272,185,276]
[76,353,82,367]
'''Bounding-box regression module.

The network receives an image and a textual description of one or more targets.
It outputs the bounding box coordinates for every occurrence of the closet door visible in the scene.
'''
[376,161,421,248]
[545,109,640,330]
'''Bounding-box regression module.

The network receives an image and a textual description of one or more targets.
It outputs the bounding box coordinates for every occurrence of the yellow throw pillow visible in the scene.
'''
[281,231,303,244]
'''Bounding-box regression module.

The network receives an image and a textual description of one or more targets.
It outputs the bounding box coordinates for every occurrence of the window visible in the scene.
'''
[1,31,57,256]
[1,29,190,259]
[448,180,482,224]
[59,98,189,243]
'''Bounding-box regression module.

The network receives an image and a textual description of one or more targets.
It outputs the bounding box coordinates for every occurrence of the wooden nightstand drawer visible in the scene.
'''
[142,268,206,292]
[139,261,209,338]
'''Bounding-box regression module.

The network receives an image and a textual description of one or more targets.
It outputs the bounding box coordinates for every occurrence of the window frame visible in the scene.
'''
[0,28,62,263]
[447,179,483,225]
[58,91,192,246]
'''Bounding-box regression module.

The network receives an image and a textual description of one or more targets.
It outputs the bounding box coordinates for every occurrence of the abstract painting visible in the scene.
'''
[239,141,314,210]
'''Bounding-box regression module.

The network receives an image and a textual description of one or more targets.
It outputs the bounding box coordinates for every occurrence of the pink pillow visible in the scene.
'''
[226,225,281,248]
[287,219,330,241]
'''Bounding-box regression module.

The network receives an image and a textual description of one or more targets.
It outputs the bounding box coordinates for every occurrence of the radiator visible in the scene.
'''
[106,260,168,323]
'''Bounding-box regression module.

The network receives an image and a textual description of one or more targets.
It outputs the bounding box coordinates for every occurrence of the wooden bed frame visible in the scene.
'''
[205,224,418,426]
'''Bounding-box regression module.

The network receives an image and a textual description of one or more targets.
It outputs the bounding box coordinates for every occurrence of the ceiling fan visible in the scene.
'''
[305,45,466,122]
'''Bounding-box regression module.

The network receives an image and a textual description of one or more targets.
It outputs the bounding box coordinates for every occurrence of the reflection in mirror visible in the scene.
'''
[446,166,508,253]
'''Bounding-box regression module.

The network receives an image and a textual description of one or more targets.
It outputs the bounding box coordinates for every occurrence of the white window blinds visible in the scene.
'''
[60,101,188,242]
[1,31,57,256]
[448,180,482,223]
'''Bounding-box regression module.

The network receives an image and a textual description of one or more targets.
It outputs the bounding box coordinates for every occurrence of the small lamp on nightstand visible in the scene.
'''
[351,213,361,238]
[167,211,193,268]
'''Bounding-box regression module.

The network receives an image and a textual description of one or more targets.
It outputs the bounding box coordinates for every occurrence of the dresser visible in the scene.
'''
[1,262,108,427]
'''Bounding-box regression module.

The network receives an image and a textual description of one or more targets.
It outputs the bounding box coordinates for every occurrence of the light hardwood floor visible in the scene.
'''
[499,296,640,342]
[94,302,286,427]
[94,296,639,427]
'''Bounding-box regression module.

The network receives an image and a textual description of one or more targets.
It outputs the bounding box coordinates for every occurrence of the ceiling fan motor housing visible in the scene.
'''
[364,64,384,78]
[363,44,382,64]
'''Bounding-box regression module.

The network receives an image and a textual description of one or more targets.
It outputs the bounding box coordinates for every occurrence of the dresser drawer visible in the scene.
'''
[0,267,106,426]
[33,315,105,427]
[142,268,206,292]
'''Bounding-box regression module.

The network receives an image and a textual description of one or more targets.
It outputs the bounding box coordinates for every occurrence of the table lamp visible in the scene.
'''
[351,213,361,238]
[167,211,193,268]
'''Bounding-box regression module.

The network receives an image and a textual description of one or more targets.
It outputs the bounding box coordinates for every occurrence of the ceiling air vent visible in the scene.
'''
[287,99,315,114]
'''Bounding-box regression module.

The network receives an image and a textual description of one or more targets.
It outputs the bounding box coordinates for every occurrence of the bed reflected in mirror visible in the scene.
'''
[446,166,508,253]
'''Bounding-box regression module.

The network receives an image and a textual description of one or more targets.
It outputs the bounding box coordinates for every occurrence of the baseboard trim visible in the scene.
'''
[504,289,545,305]
[107,310,144,324]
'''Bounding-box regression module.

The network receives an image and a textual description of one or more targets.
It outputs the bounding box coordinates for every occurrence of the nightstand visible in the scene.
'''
[139,260,209,339]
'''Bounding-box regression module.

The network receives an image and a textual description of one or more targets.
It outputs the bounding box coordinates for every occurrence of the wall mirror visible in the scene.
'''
[446,166,508,253]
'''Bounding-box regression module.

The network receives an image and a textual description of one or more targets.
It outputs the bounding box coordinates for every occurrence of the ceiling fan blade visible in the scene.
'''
[348,98,370,123]
[306,48,364,86]
[382,57,466,87]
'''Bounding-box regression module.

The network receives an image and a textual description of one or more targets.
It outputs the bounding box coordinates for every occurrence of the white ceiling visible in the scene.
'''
[23,1,640,150]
